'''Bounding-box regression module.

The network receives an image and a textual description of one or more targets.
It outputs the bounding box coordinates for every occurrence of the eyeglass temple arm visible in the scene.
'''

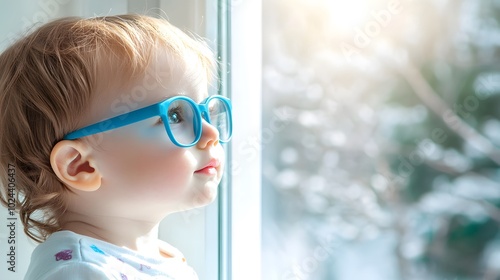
[63,103,161,140]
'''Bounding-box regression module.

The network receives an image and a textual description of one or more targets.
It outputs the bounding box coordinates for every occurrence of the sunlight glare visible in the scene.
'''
[325,0,372,32]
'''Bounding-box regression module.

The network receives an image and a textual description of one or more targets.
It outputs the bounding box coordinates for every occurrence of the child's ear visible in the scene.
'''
[50,140,102,192]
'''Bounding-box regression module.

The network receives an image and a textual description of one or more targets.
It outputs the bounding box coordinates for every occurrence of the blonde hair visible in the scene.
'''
[0,14,215,242]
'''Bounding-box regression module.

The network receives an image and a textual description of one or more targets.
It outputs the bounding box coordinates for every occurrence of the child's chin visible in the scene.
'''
[192,182,219,207]
[171,184,219,213]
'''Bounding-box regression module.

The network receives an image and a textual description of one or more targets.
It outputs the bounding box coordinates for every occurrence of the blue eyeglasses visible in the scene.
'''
[63,95,233,147]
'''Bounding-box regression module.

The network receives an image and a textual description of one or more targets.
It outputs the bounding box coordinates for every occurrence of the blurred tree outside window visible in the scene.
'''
[262,0,500,279]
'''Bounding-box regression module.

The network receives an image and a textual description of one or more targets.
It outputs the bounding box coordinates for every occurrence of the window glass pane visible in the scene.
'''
[262,0,500,279]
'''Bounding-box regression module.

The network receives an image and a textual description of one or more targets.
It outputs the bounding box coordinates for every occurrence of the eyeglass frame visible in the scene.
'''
[63,95,233,148]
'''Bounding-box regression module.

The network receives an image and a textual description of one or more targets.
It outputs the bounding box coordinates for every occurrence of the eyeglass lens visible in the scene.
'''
[166,99,197,145]
[165,97,231,146]
[207,98,231,142]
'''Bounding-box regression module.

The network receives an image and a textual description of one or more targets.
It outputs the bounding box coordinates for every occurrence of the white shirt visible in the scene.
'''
[24,230,198,280]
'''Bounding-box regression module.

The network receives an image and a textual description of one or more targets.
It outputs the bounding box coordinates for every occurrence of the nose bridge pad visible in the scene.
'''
[201,111,209,122]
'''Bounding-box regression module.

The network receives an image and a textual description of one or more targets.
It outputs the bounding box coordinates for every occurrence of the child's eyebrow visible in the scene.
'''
[156,93,181,102]
[163,92,192,100]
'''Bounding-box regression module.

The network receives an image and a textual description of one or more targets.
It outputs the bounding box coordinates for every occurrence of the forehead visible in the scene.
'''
[82,50,209,127]
[137,50,209,101]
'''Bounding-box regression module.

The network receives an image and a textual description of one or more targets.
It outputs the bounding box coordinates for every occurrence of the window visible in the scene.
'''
[261,1,500,279]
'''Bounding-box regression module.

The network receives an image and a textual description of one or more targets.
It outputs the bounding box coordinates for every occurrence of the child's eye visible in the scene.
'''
[155,117,163,125]
[168,107,184,124]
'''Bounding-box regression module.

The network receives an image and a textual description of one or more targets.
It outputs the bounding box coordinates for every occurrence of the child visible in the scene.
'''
[0,14,232,279]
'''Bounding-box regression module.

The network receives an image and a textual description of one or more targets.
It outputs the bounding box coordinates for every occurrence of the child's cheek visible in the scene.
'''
[96,136,195,200]
[97,122,175,149]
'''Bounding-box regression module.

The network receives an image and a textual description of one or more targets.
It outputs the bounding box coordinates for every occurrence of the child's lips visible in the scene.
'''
[195,158,220,175]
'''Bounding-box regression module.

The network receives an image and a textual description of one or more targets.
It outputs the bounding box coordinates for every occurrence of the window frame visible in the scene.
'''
[225,1,263,279]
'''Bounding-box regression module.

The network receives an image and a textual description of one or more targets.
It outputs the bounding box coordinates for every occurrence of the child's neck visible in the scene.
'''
[61,211,163,258]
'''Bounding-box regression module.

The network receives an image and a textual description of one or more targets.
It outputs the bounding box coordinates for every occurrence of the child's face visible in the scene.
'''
[82,52,224,218]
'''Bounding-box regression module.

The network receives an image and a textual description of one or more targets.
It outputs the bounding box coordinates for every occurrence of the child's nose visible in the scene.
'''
[196,119,220,149]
